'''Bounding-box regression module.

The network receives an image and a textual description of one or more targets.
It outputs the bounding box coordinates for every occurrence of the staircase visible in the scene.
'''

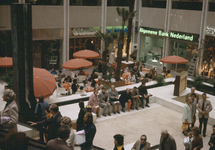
[187,51,198,78]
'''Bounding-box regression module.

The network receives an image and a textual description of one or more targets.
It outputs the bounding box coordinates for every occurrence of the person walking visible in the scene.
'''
[76,101,86,131]
[131,135,151,150]
[191,126,203,150]
[159,129,176,150]
[197,93,213,137]
[113,134,124,150]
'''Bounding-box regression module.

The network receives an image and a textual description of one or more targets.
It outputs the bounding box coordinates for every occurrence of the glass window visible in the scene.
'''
[107,0,129,6]
[139,36,163,67]
[209,2,215,12]
[172,1,203,11]
[142,0,166,8]
[70,0,101,6]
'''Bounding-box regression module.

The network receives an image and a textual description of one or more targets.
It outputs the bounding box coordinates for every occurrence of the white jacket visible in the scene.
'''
[182,103,192,123]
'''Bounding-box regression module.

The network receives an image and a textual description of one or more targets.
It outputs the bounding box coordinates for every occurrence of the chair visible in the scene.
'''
[78,75,86,83]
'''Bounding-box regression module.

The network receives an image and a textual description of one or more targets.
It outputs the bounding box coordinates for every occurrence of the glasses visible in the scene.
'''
[141,139,146,141]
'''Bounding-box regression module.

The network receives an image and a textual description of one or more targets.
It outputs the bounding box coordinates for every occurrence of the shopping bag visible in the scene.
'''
[182,124,188,130]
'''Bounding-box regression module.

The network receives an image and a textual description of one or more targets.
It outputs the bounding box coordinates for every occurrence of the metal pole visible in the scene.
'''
[101,0,107,57]
[136,0,142,61]
[63,0,70,63]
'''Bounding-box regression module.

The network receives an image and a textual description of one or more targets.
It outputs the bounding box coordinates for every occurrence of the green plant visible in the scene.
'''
[193,75,204,90]
[154,74,165,86]
[103,83,110,90]
[0,70,13,89]
[104,66,114,83]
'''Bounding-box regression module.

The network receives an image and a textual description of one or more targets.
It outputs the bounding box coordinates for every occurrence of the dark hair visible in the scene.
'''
[192,126,200,135]
[191,93,196,97]
[202,92,206,96]
[73,79,77,83]
[141,135,147,140]
[213,124,215,128]
[83,80,86,84]
[45,106,50,113]
[163,67,166,69]
[39,95,44,103]
[79,100,85,109]
[130,71,134,75]
[142,61,144,63]
[80,86,84,90]
[85,112,93,123]
[114,134,124,146]
[58,125,71,139]
[167,70,171,73]
[102,86,106,90]
[3,132,29,150]
[59,70,62,73]
[50,104,59,113]
[134,46,137,48]
[133,86,137,89]
[142,81,146,85]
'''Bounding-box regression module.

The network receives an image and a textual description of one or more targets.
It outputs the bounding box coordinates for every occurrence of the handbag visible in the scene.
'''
[182,124,188,130]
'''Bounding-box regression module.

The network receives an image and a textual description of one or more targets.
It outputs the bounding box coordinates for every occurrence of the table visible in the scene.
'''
[141,68,150,72]
[84,87,94,92]
[63,83,72,91]
[122,73,130,80]
[125,81,131,85]
[121,61,134,71]
[84,71,89,77]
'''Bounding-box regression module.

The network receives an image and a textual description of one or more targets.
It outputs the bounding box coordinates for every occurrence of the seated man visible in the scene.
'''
[131,135,151,150]
[108,85,120,114]
[161,67,167,75]
[119,88,132,112]
[131,87,143,110]
[72,79,79,94]
[128,71,136,83]
[98,87,111,117]
[124,65,133,72]
[50,67,57,75]
[138,81,150,107]
[92,65,99,74]
[165,70,172,78]
[144,71,153,81]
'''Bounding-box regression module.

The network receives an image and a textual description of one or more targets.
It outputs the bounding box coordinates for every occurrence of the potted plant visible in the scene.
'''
[154,74,165,86]
[0,71,14,90]
[193,75,204,90]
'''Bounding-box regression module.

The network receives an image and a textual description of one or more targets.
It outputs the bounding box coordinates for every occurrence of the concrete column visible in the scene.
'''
[132,0,138,50]
[196,0,208,75]
[63,0,70,63]
[101,0,107,57]
[136,0,142,61]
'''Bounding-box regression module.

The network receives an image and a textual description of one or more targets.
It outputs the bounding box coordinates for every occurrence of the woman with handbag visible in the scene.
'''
[182,98,192,136]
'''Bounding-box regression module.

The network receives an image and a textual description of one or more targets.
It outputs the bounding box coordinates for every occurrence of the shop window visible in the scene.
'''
[142,0,166,8]
[172,1,202,11]
[209,2,215,12]
[0,0,18,5]
[69,48,74,59]
[107,0,129,6]
[139,36,163,67]
[70,0,101,6]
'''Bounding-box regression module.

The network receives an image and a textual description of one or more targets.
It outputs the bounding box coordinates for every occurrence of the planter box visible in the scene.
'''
[99,79,125,88]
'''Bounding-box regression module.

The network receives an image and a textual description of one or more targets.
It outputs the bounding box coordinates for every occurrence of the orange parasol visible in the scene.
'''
[73,50,100,59]
[0,57,13,67]
[160,55,188,64]
[62,58,93,70]
[33,67,57,98]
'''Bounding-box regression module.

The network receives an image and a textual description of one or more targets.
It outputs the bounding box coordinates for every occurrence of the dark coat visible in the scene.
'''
[37,112,62,141]
[138,85,148,96]
[119,91,132,103]
[76,108,86,131]
[46,138,71,150]
[80,122,96,148]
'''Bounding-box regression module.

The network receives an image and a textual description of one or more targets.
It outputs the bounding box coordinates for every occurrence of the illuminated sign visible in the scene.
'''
[140,28,194,41]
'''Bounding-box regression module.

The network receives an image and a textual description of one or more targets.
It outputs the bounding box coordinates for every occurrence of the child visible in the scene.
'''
[184,131,193,150]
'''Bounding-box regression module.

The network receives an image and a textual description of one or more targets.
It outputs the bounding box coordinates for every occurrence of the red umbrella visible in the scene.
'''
[62,58,93,70]
[0,57,13,67]
[160,55,188,64]
[33,67,57,98]
[73,50,100,59]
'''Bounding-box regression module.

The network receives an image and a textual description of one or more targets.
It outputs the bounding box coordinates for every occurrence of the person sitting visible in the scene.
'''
[138,81,150,107]
[64,75,72,83]
[76,86,87,96]
[140,61,146,71]
[161,67,167,75]
[131,87,143,110]
[124,65,133,72]
[131,135,151,150]
[50,67,57,75]
[135,70,141,83]
[133,66,138,72]
[109,85,120,114]
[98,60,103,73]
[144,71,153,81]
[76,101,86,131]
[60,117,75,150]
[88,90,100,118]
[113,134,124,150]
[96,80,103,91]
[128,71,136,83]
[98,87,111,117]
[78,68,85,76]
[165,70,172,78]
[56,73,65,87]
[92,65,99,74]
[58,70,62,76]
[44,106,52,143]
[0,89,18,132]
[72,79,79,94]
[83,80,87,88]
[119,88,132,112]
[46,125,71,150]
[90,78,97,88]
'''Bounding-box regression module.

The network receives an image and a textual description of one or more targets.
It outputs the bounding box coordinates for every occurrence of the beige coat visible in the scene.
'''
[186,92,199,102]
[197,99,213,118]
[131,140,151,150]
[159,134,176,150]
[1,100,19,132]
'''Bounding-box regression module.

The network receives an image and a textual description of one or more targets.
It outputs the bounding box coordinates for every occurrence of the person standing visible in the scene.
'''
[186,87,199,103]
[190,93,197,128]
[113,134,124,150]
[98,87,111,117]
[29,104,62,142]
[0,89,18,132]
[46,125,71,150]
[76,101,86,131]
[182,98,192,136]
[138,81,150,107]
[109,50,116,64]
[72,79,79,94]
[208,125,215,150]
[159,129,176,150]
[109,85,120,114]
[131,87,143,110]
[88,90,100,118]
[75,112,96,150]
[197,93,213,137]
[191,126,203,150]
[130,46,138,61]
[131,135,151,150]
[119,88,132,112]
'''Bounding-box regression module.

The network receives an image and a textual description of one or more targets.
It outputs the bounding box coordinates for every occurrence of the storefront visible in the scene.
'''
[139,27,199,70]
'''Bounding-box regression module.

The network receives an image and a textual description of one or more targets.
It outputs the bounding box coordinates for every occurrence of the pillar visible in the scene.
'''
[11,3,36,120]
[101,0,107,57]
